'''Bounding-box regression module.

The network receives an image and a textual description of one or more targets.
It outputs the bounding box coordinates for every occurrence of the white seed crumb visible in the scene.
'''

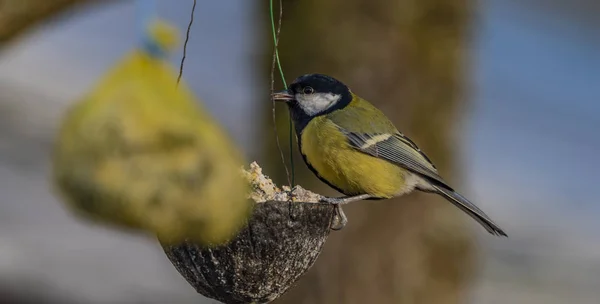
[240,162,322,203]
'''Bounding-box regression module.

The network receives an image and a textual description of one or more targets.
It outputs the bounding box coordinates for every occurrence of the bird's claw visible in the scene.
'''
[329,205,347,230]
[319,194,371,230]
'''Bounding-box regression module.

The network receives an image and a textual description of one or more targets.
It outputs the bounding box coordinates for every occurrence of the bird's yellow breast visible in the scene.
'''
[300,116,406,198]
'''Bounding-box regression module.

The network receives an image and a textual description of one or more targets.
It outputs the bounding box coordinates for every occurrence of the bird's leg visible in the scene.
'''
[319,194,372,230]
[319,194,372,205]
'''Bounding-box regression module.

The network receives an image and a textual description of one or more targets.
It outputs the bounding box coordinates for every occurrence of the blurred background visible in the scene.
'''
[0,0,598,303]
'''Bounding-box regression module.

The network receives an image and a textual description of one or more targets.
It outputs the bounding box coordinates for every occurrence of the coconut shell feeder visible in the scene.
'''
[161,162,337,304]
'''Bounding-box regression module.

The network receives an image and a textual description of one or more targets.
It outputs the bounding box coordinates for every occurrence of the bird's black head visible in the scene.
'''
[272,74,352,133]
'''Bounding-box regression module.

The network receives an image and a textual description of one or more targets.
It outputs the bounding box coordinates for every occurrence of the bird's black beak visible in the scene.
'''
[272,90,294,103]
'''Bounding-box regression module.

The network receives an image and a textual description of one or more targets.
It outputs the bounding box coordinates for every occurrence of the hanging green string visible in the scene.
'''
[269,0,295,187]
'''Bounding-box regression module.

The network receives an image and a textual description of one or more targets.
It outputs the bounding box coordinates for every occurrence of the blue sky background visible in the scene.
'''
[469,0,599,231]
[0,0,598,303]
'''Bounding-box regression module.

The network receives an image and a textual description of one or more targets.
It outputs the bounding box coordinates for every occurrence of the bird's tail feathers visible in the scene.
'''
[429,183,507,237]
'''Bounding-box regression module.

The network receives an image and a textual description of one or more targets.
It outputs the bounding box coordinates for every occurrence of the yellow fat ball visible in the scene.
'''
[52,21,251,245]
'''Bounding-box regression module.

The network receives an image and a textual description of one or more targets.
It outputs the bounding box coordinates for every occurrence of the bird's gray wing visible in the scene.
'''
[330,117,507,236]
[341,130,450,188]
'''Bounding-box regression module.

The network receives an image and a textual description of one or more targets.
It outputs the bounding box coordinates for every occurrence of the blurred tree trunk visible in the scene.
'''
[263,0,478,303]
[0,0,106,46]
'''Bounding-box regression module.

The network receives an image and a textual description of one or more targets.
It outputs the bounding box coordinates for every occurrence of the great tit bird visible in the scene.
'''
[273,74,506,236]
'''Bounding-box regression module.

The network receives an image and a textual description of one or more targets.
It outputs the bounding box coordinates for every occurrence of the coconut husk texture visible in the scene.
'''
[161,162,336,304]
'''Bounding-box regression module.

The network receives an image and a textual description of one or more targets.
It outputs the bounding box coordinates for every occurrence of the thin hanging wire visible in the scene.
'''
[270,0,295,187]
[177,0,197,85]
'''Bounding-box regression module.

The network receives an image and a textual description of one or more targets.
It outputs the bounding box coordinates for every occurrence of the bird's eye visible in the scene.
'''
[303,86,314,94]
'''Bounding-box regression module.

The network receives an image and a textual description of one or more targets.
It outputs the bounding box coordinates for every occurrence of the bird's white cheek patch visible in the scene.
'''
[296,93,341,116]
